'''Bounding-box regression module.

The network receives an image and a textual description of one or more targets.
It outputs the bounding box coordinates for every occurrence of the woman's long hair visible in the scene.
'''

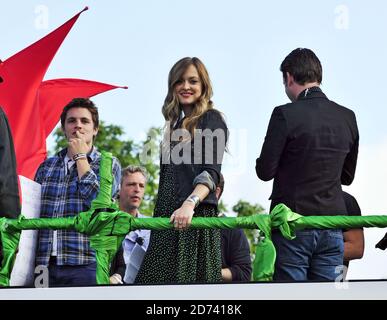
[162,57,214,142]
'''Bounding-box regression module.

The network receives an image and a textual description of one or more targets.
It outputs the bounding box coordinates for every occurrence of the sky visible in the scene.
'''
[1,0,387,280]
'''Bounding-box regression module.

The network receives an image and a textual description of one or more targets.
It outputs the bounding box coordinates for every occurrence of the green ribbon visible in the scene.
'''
[2,151,387,286]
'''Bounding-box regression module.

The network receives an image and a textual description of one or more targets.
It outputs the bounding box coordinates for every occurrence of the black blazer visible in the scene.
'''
[221,228,252,282]
[110,245,125,279]
[256,87,359,216]
[0,107,20,219]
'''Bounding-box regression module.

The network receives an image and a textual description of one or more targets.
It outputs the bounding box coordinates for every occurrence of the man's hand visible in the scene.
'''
[68,130,89,158]
[221,268,233,281]
[67,130,92,179]
[110,273,123,285]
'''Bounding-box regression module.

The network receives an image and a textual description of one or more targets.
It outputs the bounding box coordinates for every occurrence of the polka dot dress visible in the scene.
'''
[135,161,222,284]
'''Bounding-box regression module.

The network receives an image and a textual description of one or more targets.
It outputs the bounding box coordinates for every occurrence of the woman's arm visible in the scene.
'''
[170,184,210,230]
[170,110,228,230]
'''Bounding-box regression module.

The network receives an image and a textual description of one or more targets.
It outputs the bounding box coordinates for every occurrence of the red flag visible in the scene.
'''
[0,8,127,179]
[0,7,88,179]
[39,78,127,136]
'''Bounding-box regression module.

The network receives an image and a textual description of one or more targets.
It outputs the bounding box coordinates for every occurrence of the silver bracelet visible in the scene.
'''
[185,195,200,208]
[73,153,87,162]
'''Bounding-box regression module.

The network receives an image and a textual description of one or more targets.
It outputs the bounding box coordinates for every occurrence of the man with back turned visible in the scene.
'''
[256,48,359,281]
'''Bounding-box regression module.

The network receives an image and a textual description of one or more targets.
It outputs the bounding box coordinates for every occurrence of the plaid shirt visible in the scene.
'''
[34,147,121,266]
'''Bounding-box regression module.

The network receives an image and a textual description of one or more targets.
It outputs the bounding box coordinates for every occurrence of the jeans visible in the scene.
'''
[48,258,97,287]
[271,229,344,281]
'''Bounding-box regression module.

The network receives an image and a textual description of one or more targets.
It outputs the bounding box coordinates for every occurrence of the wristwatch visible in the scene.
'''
[185,195,200,208]
[73,153,87,161]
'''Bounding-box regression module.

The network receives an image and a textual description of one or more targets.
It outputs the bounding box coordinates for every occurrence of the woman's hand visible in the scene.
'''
[170,201,195,230]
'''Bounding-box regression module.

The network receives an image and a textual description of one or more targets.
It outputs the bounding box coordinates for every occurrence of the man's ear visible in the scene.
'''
[62,126,67,139]
[286,72,295,87]
[93,127,99,139]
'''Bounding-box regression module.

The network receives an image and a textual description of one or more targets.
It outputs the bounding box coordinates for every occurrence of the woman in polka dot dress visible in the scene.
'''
[135,57,228,284]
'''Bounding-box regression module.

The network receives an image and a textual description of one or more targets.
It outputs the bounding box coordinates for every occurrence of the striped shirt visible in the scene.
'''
[34,147,121,266]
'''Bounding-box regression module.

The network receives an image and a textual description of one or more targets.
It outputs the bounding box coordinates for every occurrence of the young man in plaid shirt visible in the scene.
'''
[34,98,121,286]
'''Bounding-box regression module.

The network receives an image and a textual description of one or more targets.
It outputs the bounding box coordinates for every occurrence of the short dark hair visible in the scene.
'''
[217,173,225,198]
[121,165,148,185]
[280,48,322,85]
[60,98,99,129]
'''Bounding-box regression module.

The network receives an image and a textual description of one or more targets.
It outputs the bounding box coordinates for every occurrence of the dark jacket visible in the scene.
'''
[342,191,362,267]
[110,245,125,279]
[166,109,228,207]
[342,191,362,231]
[221,228,252,282]
[0,107,20,219]
[256,87,359,216]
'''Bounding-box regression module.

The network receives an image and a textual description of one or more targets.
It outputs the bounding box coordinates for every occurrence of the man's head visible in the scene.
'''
[119,165,148,216]
[215,173,225,200]
[60,98,99,146]
[280,48,322,101]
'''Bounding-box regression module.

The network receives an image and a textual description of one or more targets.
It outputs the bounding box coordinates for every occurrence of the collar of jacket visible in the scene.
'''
[296,86,326,100]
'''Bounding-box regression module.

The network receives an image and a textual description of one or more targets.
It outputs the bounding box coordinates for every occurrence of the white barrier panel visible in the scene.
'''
[9,176,41,286]
[1,280,387,300]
